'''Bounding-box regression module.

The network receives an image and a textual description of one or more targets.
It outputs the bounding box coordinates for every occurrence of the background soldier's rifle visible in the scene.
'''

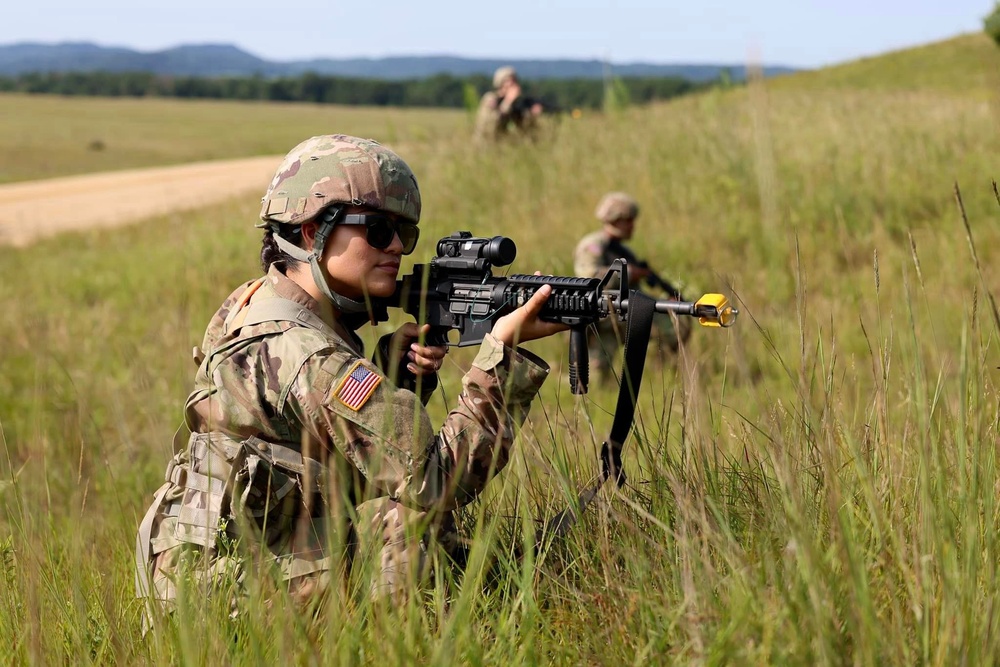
[633,259,684,301]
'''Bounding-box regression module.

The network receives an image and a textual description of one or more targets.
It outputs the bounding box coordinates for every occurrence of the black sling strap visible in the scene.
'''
[541,289,657,541]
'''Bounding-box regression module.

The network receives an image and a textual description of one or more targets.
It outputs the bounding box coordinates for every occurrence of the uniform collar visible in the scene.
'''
[264,263,325,317]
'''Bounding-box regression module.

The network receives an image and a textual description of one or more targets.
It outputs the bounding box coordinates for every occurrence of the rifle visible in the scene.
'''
[373,231,737,395]
[372,231,738,539]
[604,238,684,300]
[632,259,684,300]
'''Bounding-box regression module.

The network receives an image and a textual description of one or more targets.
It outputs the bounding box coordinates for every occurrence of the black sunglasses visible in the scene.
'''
[336,213,420,255]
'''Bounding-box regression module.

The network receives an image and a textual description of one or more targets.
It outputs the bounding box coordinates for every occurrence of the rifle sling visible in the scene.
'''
[540,289,657,542]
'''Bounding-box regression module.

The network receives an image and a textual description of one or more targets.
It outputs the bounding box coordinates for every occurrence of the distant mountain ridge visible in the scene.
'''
[0,42,798,81]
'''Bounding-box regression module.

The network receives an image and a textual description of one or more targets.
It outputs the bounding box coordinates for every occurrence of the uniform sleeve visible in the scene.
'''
[287,333,549,511]
[574,234,609,279]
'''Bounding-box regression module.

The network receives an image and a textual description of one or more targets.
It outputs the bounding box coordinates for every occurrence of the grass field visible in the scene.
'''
[0,94,463,184]
[2,34,1000,664]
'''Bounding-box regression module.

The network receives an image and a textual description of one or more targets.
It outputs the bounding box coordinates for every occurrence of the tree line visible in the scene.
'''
[0,70,716,110]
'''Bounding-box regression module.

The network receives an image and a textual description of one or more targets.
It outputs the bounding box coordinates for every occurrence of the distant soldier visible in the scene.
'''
[574,192,692,381]
[474,66,545,143]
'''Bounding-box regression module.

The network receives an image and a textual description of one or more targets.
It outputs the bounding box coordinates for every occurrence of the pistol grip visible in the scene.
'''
[425,327,451,348]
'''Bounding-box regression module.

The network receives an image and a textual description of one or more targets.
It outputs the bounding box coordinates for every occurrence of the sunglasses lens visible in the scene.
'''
[356,215,419,254]
[364,217,396,249]
[397,223,419,255]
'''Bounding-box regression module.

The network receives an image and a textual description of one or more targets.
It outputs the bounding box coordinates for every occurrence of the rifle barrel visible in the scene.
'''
[622,296,737,327]
[653,299,696,316]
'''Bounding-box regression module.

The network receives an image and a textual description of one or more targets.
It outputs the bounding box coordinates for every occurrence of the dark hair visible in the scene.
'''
[260,226,306,272]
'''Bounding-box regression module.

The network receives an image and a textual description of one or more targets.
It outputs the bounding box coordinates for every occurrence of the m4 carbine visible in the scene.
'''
[374,232,737,394]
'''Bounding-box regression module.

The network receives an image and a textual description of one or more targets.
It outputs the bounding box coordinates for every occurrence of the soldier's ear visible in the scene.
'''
[300,221,318,251]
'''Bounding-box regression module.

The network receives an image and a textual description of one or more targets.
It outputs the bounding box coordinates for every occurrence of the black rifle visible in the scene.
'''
[372,231,737,539]
[372,231,736,395]
[633,260,684,301]
[605,238,684,300]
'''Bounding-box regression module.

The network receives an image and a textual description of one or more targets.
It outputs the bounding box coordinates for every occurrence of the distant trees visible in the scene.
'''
[0,71,714,110]
[985,3,1000,47]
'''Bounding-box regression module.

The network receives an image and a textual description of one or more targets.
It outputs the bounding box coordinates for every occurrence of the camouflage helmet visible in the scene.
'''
[595,192,640,223]
[259,134,421,227]
[493,66,517,89]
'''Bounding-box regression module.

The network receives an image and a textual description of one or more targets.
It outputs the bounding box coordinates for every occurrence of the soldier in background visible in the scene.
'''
[574,192,692,382]
[474,66,545,143]
[135,134,566,624]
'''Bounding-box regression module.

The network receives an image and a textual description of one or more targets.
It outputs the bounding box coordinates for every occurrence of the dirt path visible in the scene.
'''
[0,156,281,247]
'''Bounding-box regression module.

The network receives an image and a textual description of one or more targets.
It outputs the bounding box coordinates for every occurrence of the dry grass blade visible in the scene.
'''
[955,182,1000,334]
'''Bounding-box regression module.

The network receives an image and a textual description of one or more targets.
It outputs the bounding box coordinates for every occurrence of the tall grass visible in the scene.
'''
[1,64,999,663]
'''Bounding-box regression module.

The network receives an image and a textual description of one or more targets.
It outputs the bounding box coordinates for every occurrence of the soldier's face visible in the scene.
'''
[608,217,636,240]
[320,207,406,300]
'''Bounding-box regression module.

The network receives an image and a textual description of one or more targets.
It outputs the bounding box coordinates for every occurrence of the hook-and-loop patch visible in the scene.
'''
[334,360,382,411]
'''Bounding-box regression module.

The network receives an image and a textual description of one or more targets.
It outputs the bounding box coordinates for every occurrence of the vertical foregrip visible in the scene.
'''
[568,326,589,394]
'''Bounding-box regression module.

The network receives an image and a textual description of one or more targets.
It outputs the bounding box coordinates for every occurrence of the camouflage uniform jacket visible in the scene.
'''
[574,230,642,285]
[185,263,551,511]
[474,91,538,142]
[573,230,691,360]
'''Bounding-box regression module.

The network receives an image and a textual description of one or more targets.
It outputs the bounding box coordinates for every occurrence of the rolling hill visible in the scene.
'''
[0,41,798,81]
[769,32,1000,93]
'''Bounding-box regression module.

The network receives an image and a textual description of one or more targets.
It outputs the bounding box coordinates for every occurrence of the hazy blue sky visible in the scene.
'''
[1,1,992,68]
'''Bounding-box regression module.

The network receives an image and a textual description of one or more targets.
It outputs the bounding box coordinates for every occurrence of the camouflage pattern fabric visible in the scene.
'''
[136,264,550,619]
[259,134,421,227]
[473,91,503,144]
[473,91,539,142]
[573,230,691,377]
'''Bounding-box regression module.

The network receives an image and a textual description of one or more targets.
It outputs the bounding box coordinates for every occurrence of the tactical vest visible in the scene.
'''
[135,280,339,603]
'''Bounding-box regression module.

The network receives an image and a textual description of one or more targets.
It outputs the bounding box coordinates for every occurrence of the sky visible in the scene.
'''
[1,1,992,69]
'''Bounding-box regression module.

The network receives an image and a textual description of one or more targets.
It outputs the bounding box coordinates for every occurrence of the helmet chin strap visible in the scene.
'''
[270,206,370,314]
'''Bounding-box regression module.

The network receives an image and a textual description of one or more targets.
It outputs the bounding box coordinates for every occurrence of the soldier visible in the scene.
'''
[573,192,692,382]
[135,134,566,622]
[473,66,545,143]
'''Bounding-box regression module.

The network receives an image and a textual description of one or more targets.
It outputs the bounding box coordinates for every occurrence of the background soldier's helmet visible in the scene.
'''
[492,66,517,89]
[595,192,640,223]
[259,134,421,227]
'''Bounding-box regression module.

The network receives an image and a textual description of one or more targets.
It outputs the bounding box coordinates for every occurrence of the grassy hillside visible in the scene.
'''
[771,32,1000,94]
[2,34,1000,664]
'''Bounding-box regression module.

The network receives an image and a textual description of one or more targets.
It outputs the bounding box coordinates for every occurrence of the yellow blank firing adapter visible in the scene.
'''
[694,294,739,327]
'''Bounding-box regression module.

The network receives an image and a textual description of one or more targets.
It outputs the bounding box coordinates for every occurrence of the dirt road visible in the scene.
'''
[0,156,281,247]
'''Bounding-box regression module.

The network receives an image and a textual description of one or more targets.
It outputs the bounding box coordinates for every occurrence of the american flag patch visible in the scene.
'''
[335,360,382,411]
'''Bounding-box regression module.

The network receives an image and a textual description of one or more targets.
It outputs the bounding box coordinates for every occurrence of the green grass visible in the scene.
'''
[3,34,1000,664]
[0,94,464,184]
[771,32,1000,95]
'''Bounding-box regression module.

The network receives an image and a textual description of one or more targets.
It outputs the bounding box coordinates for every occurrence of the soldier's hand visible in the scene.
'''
[492,283,569,347]
[392,323,448,376]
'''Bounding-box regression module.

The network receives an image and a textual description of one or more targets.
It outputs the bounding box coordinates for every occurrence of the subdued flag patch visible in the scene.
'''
[335,360,382,411]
